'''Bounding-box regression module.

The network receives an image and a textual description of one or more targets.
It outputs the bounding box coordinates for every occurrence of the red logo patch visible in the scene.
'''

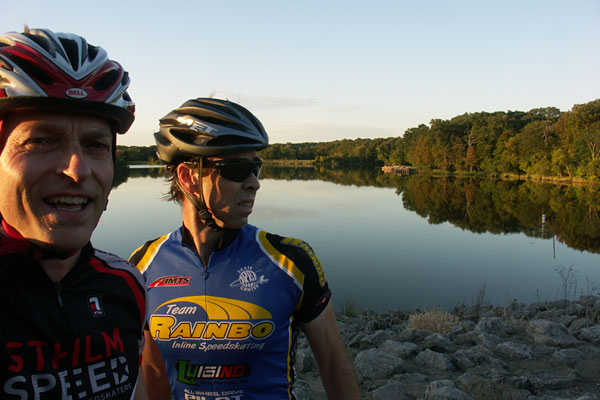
[149,276,191,287]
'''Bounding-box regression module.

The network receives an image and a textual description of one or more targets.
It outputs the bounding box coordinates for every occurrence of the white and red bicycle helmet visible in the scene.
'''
[0,27,134,133]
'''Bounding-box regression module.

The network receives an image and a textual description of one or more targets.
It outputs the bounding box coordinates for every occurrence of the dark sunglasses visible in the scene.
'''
[203,157,263,182]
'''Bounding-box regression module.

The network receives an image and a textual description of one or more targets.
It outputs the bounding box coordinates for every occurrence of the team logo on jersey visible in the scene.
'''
[150,296,274,341]
[88,295,105,317]
[149,275,191,287]
[229,266,269,292]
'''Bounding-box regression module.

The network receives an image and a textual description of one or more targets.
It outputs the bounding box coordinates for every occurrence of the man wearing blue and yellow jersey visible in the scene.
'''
[129,98,360,400]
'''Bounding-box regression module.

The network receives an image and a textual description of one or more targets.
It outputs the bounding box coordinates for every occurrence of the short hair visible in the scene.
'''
[164,159,210,204]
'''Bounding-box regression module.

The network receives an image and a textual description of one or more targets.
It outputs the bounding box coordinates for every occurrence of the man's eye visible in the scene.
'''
[24,138,53,148]
[87,141,111,152]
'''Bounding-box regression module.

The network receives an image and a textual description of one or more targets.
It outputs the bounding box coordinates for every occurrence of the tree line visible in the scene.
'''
[116,98,600,179]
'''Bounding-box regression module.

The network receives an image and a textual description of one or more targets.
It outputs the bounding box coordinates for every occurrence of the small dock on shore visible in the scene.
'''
[382,165,415,175]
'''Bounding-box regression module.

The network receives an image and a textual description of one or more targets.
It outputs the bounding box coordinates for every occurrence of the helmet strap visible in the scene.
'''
[177,160,222,231]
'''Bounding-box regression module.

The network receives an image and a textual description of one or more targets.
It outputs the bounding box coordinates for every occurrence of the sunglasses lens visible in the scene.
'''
[220,159,262,182]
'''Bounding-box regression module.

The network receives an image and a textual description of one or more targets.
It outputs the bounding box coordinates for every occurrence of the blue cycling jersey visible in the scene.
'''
[130,224,331,400]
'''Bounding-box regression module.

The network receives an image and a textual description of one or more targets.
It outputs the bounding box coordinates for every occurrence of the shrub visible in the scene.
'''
[406,309,459,334]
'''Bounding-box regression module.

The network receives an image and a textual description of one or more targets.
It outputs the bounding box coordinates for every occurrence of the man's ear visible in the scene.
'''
[176,163,199,196]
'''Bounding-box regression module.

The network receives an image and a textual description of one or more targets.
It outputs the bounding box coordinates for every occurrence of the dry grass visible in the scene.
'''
[406,308,460,334]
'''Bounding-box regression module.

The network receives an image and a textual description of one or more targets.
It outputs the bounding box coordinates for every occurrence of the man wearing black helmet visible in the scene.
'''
[130,98,361,399]
[0,28,147,399]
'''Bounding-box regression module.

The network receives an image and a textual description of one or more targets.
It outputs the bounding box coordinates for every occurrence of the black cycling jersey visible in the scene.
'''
[0,241,146,399]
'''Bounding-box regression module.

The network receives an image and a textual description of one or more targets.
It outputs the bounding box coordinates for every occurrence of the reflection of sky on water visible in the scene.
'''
[94,176,600,312]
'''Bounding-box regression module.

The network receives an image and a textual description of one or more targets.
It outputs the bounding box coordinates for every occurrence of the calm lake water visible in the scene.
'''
[92,167,600,312]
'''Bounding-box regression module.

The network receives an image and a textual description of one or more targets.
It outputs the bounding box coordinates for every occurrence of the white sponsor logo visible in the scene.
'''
[229,266,268,292]
[176,117,216,134]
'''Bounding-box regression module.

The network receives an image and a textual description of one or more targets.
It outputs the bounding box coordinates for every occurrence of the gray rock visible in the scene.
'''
[425,380,473,400]
[529,374,578,391]
[526,319,579,347]
[455,372,488,390]
[475,317,506,336]
[475,332,501,349]
[504,300,535,320]
[348,333,366,348]
[550,348,584,367]
[578,324,600,344]
[321,297,600,400]
[370,380,409,400]
[293,378,316,400]
[452,350,476,370]
[424,333,458,353]
[362,329,395,347]
[296,348,315,373]
[568,318,592,334]
[399,327,429,342]
[354,348,403,381]
[415,349,455,371]
[495,341,533,360]
[379,340,419,358]
[452,346,504,371]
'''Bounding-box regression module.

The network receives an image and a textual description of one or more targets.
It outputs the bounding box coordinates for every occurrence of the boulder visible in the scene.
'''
[495,341,533,360]
[354,348,403,381]
[526,319,579,347]
[475,317,506,336]
[379,340,419,358]
[415,349,455,371]
[578,324,600,344]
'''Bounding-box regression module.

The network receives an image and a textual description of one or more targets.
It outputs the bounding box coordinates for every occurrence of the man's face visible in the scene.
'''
[0,110,114,252]
[201,150,261,230]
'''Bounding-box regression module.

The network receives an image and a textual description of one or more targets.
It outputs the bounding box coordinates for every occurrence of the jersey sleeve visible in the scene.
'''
[128,233,171,274]
[265,233,331,324]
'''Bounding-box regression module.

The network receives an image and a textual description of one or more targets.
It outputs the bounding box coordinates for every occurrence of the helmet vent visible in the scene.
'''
[207,100,239,119]
[171,128,211,146]
[0,58,14,71]
[23,33,52,54]
[231,103,264,133]
[93,69,119,90]
[87,44,99,61]
[5,54,53,85]
[58,38,80,72]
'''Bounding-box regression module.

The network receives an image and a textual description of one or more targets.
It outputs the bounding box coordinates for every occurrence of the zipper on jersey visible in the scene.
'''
[54,281,64,307]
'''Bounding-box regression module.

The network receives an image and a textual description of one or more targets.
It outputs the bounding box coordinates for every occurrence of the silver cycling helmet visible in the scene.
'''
[155,98,269,164]
[0,27,135,134]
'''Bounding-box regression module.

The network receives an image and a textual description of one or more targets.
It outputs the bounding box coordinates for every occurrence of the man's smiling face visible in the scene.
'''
[0,110,114,253]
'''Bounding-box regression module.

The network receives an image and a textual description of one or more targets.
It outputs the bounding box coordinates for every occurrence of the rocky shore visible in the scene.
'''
[295,296,600,400]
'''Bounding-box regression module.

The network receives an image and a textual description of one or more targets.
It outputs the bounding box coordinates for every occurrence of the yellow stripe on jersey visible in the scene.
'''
[286,314,295,400]
[155,295,273,320]
[257,230,305,290]
[131,233,171,274]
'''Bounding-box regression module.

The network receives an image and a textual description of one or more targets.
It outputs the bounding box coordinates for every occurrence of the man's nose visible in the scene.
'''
[57,146,92,182]
[243,172,260,191]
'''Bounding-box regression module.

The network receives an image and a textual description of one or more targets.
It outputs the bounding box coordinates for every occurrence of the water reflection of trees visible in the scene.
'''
[263,167,600,254]
[113,165,168,188]
[117,165,600,254]
[399,176,600,254]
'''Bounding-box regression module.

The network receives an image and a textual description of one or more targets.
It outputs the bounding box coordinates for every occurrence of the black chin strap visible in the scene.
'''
[177,159,222,231]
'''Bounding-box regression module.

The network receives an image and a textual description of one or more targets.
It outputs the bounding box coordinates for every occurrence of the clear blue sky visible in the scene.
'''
[4,1,600,146]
